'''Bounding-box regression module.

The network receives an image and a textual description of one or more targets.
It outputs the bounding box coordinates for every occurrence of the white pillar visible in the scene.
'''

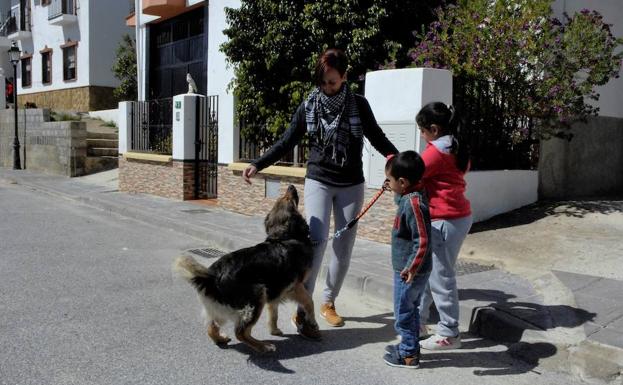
[172,93,205,160]
[363,68,453,188]
[118,101,132,154]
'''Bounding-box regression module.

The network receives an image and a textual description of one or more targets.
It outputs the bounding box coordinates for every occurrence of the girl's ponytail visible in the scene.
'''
[447,105,470,173]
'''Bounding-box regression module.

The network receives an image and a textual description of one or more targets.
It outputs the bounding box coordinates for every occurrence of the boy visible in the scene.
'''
[383,151,432,369]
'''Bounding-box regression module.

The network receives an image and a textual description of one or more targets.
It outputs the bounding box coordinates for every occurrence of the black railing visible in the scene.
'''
[6,4,31,35]
[48,0,76,20]
[130,98,173,154]
[238,121,308,167]
[453,75,538,170]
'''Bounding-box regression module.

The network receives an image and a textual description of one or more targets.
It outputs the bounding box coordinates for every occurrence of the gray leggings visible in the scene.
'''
[302,178,365,305]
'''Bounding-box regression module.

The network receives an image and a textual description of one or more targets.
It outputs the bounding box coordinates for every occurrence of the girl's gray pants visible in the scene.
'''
[302,178,365,305]
[419,215,473,337]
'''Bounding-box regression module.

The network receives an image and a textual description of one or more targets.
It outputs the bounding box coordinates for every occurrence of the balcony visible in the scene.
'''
[142,0,185,18]
[6,5,32,41]
[48,0,78,26]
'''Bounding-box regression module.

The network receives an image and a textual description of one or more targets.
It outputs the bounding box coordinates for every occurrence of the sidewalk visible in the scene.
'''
[1,168,622,384]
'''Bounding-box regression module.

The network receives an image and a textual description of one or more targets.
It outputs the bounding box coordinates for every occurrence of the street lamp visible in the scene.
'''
[8,41,21,170]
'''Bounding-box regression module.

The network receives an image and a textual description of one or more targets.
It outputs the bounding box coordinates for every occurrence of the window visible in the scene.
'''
[21,57,31,87]
[62,45,76,81]
[41,0,51,5]
[41,50,52,84]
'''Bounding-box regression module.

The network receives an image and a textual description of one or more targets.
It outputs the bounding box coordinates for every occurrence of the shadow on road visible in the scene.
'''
[226,311,562,375]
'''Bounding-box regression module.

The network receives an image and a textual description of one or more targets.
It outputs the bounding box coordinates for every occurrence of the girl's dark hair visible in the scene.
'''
[314,48,348,86]
[385,151,425,185]
[416,101,470,172]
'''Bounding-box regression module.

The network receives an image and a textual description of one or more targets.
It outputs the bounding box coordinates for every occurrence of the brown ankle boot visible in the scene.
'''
[320,302,345,327]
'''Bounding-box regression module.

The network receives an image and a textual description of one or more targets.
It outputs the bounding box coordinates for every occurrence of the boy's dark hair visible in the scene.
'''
[416,101,470,172]
[314,48,348,86]
[385,151,425,185]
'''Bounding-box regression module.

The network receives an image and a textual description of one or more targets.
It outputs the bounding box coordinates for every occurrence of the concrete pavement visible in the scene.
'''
[1,168,622,384]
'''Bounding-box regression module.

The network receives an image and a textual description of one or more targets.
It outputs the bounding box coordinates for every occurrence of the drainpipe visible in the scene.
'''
[135,0,142,101]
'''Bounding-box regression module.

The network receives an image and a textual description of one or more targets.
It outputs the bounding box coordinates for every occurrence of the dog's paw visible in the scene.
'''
[261,343,277,353]
[270,328,283,336]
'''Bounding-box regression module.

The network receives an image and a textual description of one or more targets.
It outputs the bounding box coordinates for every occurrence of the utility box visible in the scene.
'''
[363,68,453,188]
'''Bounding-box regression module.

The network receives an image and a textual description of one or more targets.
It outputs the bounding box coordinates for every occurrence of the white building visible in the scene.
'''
[129,0,239,163]
[0,0,133,111]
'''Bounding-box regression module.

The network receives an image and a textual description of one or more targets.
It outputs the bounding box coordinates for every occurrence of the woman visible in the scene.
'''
[242,48,397,339]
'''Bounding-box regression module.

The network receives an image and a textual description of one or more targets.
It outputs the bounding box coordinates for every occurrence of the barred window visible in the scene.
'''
[21,57,31,87]
[41,51,52,84]
[63,45,76,81]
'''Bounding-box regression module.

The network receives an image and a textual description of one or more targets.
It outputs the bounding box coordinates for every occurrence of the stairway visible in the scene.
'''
[85,119,119,174]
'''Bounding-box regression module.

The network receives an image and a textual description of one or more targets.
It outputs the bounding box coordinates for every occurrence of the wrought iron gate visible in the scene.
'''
[194,96,218,199]
[130,98,173,154]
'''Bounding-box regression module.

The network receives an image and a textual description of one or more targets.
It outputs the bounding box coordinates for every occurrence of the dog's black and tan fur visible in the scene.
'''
[174,185,317,353]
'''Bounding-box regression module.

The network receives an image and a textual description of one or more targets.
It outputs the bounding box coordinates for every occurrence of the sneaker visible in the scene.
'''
[320,302,345,327]
[383,350,420,369]
[291,312,321,341]
[420,334,461,350]
[419,324,432,339]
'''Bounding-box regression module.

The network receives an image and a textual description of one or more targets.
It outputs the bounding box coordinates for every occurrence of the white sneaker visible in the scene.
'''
[420,334,461,350]
[419,324,432,339]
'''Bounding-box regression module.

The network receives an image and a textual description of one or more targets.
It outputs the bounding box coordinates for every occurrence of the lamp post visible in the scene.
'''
[8,41,21,170]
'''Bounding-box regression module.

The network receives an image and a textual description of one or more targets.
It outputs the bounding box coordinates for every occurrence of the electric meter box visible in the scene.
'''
[363,68,453,188]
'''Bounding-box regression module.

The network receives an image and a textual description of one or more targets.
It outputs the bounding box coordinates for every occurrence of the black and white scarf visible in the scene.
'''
[304,84,363,166]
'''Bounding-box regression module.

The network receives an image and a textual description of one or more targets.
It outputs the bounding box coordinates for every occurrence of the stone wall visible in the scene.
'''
[18,86,117,112]
[218,165,394,244]
[539,116,623,199]
[0,109,86,176]
[119,157,198,200]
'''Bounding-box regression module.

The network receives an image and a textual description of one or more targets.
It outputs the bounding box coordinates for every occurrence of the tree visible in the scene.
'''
[112,34,138,102]
[221,1,447,146]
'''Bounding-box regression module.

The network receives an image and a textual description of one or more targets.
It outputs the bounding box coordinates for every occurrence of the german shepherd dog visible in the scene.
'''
[174,185,318,353]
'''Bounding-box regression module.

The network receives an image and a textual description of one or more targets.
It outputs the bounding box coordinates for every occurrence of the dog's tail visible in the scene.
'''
[173,256,217,295]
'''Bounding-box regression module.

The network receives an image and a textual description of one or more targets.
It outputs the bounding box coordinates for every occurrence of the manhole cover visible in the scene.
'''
[456,261,495,276]
[186,247,227,259]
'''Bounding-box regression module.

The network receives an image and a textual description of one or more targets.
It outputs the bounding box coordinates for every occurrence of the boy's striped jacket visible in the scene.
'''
[391,189,432,275]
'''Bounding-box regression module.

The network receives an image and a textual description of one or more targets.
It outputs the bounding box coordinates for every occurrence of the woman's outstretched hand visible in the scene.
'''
[242,164,258,184]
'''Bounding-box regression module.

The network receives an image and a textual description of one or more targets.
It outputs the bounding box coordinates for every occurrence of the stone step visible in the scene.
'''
[87,138,118,149]
[87,132,117,140]
[88,147,118,157]
[84,156,118,175]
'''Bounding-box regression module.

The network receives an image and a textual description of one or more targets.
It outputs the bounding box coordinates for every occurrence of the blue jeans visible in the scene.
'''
[393,271,430,357]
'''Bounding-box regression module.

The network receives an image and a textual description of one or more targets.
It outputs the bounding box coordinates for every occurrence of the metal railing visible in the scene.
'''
[129,98,173,154]
[238,121,308,167]
[48,0,76,20]
[5,4,31,34]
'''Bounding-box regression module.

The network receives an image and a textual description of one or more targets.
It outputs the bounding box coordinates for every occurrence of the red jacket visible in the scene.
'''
[421,139,471,220]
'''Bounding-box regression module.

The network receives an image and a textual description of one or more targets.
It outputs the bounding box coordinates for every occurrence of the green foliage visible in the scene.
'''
[221,0,446,146]
[410,0,623,139]
[112,34,138,102]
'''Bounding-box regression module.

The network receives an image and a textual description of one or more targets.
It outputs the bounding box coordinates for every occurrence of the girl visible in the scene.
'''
[415,102,472,350]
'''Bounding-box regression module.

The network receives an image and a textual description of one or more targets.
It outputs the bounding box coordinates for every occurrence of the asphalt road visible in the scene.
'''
[0,181,587,385]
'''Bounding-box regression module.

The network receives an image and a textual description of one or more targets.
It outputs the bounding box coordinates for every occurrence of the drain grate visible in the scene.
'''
[456,261,496,276]
[186,247,227,259]
[181,209,213,214]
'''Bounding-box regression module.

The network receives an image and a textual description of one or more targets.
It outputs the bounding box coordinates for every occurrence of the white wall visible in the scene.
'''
[88,108,118,125]
[465,170,539,222]
[552,0,623,118]
[89,0,134,88]
[16,0,87,95]
[207,0,240,164]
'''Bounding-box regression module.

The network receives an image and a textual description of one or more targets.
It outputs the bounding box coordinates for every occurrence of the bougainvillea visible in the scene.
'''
[411,0,623,140]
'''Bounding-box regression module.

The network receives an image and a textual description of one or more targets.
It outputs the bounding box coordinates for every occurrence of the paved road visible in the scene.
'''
[0,181,588,385]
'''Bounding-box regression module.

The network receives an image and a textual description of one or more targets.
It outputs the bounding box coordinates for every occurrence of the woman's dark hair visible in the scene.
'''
[314,48,348,86]
[385,151,425,185]
[416,101,470,172]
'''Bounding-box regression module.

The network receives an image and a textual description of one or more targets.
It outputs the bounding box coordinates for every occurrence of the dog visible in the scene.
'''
[174,185,318,353]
